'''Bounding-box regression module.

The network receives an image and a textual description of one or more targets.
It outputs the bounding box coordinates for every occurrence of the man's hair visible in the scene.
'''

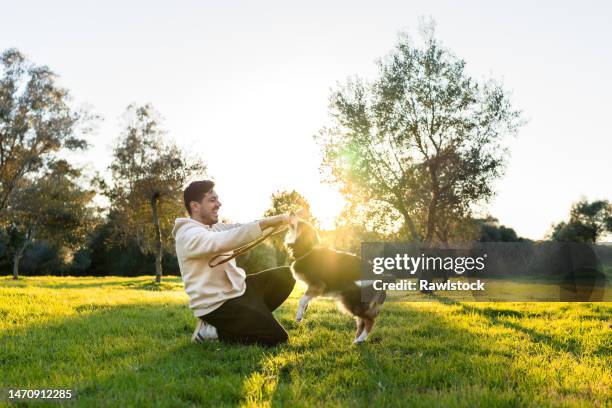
[184,180,215,215]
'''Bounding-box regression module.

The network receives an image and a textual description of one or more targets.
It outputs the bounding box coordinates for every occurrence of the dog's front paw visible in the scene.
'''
[353,330,369,344]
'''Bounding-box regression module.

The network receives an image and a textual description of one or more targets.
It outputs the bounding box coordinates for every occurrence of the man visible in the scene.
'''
[172,180,295,346]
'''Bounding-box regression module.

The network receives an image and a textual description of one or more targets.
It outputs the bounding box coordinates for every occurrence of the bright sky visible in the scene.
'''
[2,1,610,239]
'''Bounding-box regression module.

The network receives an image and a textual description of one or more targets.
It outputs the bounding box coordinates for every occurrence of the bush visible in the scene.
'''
[236,241,278,273]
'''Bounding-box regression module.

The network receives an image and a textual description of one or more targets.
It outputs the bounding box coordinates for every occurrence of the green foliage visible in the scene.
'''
[1,276,610,407]
[71,216,180,277]
[4,160,96,278]
[316,21,522,243]
[0,232,82,277]
[9,161,95,246]
[477,217,527,242]
[16,241,63,276]
[0,48,92,219]
[263,190,312,219]
[551,199,612,243]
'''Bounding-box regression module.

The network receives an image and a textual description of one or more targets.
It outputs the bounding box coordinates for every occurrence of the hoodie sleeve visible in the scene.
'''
[179,221,262,258]
[212,222,277,235]
[210,222,243,232]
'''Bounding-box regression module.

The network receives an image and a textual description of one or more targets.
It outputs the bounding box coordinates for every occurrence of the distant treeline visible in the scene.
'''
[0,213,532,278]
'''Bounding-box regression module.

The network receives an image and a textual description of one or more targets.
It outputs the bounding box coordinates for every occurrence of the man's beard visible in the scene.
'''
[201,211,218,224]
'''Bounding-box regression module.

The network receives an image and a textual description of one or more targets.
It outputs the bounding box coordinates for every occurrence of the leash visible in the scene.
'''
[208,223,288,268]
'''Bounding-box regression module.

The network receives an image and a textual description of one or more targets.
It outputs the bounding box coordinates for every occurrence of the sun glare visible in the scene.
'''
[307,184,347,230]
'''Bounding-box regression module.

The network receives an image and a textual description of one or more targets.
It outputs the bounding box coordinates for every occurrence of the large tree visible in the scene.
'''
[0,48,90,219]
[107,104,205,283]
[316,22,522,243]
[7,160,95,279]
[550,199,611,243]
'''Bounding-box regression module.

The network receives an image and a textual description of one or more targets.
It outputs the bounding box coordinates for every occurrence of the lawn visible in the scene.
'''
[1,276,610,407]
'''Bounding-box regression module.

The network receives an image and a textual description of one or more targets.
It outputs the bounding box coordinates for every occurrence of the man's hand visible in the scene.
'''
[258,214,290,231]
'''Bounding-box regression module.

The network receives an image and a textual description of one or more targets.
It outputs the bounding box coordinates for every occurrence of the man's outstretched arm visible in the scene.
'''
[179,214,290,258]
[258,214,290,231]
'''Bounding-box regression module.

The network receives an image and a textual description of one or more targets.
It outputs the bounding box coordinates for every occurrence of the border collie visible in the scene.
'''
[284,216,392,344]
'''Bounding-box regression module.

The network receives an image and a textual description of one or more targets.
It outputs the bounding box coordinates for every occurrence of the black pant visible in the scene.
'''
[200,266,295,347]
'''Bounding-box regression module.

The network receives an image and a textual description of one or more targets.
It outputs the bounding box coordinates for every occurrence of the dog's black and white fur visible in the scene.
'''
[285,216,391,344]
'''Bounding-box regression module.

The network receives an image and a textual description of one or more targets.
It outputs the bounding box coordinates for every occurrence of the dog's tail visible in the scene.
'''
[371,289,387,306]
[355,273,396,287]
[355,273,394,308]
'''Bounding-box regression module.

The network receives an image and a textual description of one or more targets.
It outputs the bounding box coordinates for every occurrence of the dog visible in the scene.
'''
[284,215,393,344]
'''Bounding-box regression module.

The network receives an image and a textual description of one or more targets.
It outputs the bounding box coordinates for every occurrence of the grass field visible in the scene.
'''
[1,276,610,407]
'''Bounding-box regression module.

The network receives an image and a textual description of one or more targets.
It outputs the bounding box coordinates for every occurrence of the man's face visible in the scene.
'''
[192,189,221,225]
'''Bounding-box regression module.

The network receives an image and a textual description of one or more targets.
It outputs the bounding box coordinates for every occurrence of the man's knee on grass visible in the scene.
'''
[258,330,288,347]
[250,320,289,347]
[226,326,288,347]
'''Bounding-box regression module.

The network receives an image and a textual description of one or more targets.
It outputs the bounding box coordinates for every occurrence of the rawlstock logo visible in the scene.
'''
[361,242,611,302]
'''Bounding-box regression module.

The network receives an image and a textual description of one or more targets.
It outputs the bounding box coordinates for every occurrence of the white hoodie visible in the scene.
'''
[172,218,263,316]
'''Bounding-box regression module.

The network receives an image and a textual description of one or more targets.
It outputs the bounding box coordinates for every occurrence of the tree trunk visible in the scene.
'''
[417,164,442,292]
[399,208,421,242]
[150,195,163,284]
[12,241,27,280]
[425,196,437,243]
[425,168,440,243]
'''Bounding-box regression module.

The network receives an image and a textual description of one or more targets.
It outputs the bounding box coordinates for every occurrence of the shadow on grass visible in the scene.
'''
[430,295,607,357]
[251,295,609,406]
[238,300,538,407]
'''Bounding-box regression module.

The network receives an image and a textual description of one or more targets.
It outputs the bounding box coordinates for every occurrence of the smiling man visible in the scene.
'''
[172,180,295,346]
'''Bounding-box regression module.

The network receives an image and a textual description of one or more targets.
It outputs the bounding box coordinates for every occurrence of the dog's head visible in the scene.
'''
[284,214,320,259]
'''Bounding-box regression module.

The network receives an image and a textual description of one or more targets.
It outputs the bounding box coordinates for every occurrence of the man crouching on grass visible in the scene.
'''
[172,180,295,347]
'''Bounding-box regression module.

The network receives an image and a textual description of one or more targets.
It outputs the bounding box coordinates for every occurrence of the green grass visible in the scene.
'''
[1,276,610,407]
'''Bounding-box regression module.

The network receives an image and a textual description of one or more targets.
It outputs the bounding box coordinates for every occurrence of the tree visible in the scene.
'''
[72,213,181,277]
[0,48,90,219]
[550,199,612,243]
[477,216,526,242]
[106,104,205,283]
[264,190,312,219]
[6,160,95,279]
[264,190,313,265]
[315,21,522,244]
